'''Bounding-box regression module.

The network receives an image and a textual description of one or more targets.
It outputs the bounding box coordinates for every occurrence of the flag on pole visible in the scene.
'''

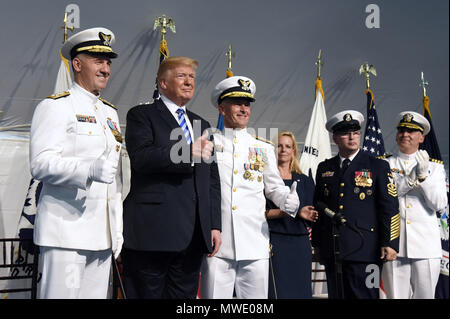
[299,75,331,298]
[419,94,449,299]
[216,69,233,130]
[152,37,169,101]
[299,77,332,182]
[53,50,73,94]
[420,96,442,160]
[361,89,386,157]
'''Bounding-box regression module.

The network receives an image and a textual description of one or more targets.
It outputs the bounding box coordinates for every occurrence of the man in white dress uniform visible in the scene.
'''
[200,76,300,298]
[29,27,123,299]
[381,111,447,299]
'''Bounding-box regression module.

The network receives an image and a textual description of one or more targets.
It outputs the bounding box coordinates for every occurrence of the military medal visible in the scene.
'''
[257,176,262,182]
[76,114,97,123]
[359,192,366,200]
[354,187,360,194]
[355,171,373,187]
[107,117,123,143]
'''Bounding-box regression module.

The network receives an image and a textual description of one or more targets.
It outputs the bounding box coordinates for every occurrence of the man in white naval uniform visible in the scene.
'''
[381,111,447,299]
[30,28,123,299]
[200,76,300,298]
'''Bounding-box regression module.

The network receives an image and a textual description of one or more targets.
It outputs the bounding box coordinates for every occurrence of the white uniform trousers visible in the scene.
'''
[200,256,269,299]
[38,246,112,299]
[381,257,440,299]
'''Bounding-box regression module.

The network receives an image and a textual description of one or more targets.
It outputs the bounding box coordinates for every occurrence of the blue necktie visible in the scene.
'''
[176,108,192,144]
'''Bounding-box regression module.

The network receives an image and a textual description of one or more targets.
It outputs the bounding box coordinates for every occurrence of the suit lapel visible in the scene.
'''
[155,99,180,130]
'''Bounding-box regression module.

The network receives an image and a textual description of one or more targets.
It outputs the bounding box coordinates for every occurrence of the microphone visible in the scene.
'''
[316,202,347,226]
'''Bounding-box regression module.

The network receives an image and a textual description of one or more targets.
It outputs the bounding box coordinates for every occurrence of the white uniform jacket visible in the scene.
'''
[385,151,447,258]
[214,128,294,261]
[30,83,123,252]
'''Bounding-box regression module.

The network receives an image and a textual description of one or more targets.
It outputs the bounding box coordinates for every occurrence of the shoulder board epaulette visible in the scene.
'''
[99,98,117,110]
[253,135,274,145]
[376,154,392,160]
[430,158,444,165]
[46,91,70,100]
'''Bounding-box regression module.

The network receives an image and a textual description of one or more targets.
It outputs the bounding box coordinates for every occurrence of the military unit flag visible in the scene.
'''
[299,77,332,182]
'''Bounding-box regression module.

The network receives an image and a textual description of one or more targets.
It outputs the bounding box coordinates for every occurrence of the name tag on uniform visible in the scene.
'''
[215,144,224,152]
[76,114,97,123]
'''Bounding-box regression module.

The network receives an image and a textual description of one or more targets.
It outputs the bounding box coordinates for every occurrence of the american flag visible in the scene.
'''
[361,89,386,156]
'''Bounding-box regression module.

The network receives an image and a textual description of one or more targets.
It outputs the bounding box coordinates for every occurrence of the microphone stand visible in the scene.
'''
[331,222,345,299]
[331,217,365,299]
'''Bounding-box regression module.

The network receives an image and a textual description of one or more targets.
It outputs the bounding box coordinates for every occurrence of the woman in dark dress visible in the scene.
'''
[266,131,318,299]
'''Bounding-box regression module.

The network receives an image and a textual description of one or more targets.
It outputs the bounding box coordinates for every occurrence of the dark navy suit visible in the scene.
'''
[312,150,399,299]
[121,99,221,298]
[266,172,314,299]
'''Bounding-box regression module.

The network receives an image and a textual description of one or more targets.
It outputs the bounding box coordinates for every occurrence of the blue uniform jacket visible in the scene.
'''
[312,151,400,263]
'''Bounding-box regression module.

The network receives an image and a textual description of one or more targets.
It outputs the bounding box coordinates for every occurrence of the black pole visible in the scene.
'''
[332,223,345,299]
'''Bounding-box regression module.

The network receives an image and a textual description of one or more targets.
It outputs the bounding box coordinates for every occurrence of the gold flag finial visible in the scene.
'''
[226,44,235,71]
[315,49,323,78]
[60,11,74,44]
[359,62,377,89]
[420,71,429,98]
[153,14,176,42]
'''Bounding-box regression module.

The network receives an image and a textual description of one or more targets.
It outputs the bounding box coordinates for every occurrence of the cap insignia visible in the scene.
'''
[238,79,251,91]
[344,113,352,122]
[403,113,413,123]
[99,32,112,46]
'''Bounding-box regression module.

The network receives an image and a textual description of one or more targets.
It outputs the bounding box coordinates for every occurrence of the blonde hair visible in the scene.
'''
[276,131,302,174]
[157,56,198,80]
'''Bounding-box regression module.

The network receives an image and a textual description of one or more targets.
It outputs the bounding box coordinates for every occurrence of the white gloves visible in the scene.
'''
[415,149,429,180]
[113,235,123,260]
[399,160,417,188]
[399,149,430,188]
[281,181,300,218]
[89,156,118,184]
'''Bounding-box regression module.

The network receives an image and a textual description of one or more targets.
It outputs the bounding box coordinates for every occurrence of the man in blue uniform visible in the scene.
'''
[312,110,399,299]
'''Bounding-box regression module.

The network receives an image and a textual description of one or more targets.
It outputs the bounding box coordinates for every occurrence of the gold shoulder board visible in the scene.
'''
[430,158,444,165]
[99,98,118,110]
[46,91,70,99]
[253,135,274,145]
[376,154,392,160]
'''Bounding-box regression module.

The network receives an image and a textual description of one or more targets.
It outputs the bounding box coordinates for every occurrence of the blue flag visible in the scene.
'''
[152,38,169,101]
[420,96,449,299]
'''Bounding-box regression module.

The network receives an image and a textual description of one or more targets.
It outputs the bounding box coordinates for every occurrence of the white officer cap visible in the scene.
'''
[211,76,256,108]
[396,111,430,135]
[326,110,365,133]
[61,27,118,60]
